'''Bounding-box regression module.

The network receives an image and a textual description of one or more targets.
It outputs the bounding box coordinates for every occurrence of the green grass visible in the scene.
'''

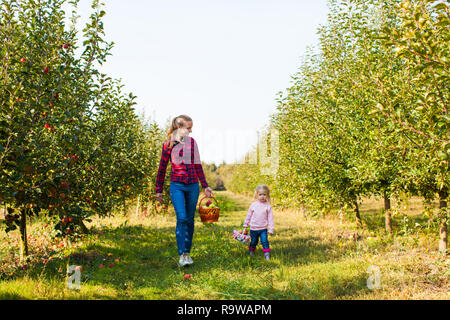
[0,191,448,299]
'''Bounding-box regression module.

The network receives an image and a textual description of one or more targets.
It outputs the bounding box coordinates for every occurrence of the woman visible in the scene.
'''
[155,115,213,267]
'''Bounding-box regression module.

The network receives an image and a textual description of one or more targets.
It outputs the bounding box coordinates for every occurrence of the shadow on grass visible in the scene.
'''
[359,209,433,234]
[0,292,30,299]
[2,189,368,299]
[5,220,368,300]
[66,220,368,299]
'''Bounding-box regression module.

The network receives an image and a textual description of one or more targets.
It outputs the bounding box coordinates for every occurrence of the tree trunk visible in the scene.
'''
[384,190,392,233]
[135,194,140,217]
[76,219,90,234]
[353,198,363,228]
[438,189,447,254]
[300,204,307,218]
[339,207,345,225]
[19,208,28,262]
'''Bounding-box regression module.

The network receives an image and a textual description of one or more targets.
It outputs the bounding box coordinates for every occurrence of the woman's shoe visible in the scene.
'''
[184,253,194,265]
[179,254,188,267]
[264,252,270,260]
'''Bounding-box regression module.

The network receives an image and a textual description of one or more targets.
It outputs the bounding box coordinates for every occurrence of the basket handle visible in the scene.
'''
[198,195,219,207]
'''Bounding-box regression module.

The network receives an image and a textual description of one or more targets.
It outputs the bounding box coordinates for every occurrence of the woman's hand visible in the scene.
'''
[156,193,164,205]
[204,187,213,198]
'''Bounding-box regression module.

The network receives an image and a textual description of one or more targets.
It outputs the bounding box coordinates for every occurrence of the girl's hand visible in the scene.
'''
[205,187,213,198]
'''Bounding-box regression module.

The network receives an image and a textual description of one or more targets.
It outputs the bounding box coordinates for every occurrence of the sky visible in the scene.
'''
[68,0,330,166]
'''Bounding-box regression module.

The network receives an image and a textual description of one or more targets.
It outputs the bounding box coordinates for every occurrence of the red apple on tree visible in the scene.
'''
[44,123,54,132]
[59,181,70,189]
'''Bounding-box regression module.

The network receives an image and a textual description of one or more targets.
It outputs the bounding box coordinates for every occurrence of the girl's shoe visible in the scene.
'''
[178,254,188,267]
[248,250,254,256]
[184,253,194,265]
[264,252,270,260]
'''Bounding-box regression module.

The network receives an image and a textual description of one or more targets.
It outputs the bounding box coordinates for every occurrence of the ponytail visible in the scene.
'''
[165,115,193,148]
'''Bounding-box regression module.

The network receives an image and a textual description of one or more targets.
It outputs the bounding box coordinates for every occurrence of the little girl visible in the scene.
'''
[242,184,274,260]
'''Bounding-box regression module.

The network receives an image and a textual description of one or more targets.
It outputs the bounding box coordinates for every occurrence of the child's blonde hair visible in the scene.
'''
[252,184,271,204]
[165,115,192,148]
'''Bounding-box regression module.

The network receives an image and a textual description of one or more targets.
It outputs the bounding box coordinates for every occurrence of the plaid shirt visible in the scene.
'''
[155,136,209,194]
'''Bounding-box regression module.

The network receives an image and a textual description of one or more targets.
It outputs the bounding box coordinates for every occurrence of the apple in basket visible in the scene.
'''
[203,200,218,209]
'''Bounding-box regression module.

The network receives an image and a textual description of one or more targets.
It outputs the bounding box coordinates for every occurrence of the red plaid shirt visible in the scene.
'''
[155,136,209,194]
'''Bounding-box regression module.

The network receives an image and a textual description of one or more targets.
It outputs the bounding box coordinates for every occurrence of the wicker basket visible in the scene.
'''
[233,228,250,244]
[198,195,220,223]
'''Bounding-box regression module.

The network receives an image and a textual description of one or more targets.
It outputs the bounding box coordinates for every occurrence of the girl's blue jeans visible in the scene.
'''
[249,229,271,252]
[170,181,200,256]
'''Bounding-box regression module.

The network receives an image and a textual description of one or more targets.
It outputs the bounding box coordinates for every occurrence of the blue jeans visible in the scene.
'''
[170,181,200,255]
[249,229,270,252]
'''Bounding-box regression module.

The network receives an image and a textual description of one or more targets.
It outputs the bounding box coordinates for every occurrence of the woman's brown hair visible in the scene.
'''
[165,115,192,148]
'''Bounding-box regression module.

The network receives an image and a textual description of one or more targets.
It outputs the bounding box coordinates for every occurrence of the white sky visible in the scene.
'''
[69,0,329,166]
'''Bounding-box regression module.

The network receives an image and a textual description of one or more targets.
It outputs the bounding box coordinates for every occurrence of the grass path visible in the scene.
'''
[0,191,448,299]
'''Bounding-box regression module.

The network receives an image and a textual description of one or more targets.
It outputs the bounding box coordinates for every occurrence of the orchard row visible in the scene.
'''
[0,0,171,260]
[226,0,448,253]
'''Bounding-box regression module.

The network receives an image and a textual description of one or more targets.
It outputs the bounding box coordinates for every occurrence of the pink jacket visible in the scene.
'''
[243,200,274,234]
